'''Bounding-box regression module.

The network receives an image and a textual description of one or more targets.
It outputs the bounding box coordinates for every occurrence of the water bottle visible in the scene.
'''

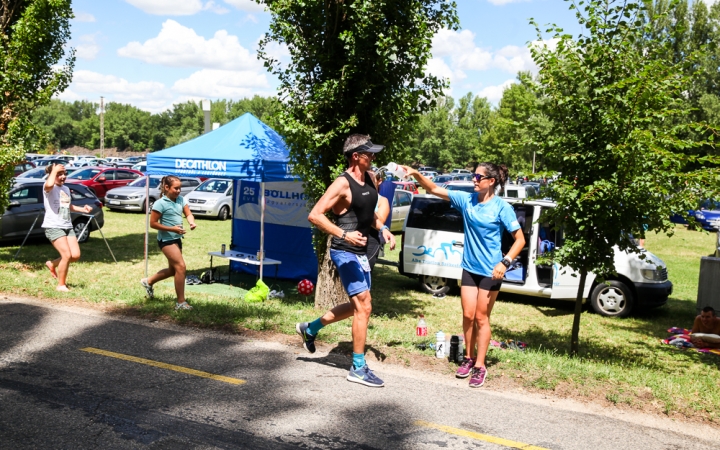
[384,162,407,180]
[457,335,465,363]
[416,315,427,337]
[435,331,445,359]
[221,244,226,255]
[449,335,459,362]
[445,335,451,357]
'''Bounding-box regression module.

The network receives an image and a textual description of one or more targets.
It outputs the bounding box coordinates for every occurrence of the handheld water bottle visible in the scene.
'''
[383,162,408,180]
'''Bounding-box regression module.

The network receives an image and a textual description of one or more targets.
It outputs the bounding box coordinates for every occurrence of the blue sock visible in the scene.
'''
[306,318,324,336]
[352,352,366,370]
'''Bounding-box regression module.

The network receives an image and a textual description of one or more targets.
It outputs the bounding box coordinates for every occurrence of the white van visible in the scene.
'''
[399,195,673,317]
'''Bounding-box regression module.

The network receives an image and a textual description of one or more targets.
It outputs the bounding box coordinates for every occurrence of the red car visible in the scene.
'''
[65,166,144,201]
[393,181,419,195]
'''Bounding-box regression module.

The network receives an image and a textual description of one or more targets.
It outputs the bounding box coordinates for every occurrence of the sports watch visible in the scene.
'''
[500,257,512,268]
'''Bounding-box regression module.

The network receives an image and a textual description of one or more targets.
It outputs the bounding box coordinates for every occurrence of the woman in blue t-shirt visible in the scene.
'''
[140,175,197,311]
[402,163,525,388]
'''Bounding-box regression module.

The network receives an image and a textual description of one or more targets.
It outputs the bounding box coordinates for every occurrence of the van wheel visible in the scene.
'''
[419,275,454,295]
[590,280,634,317]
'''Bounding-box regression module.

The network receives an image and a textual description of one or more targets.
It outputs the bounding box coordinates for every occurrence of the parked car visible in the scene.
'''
[418,166,437,173]
[13,161,36,177]
[444,181,476,193]
[502,184,537,199]
[398,195,672,317]
[670,199,720,231]
[393,181,419,195]
[33,158,69,167]
[390,188,413,231]
[103,157,123,164]
[450,169,472,175]
[105,176,201,213]
[64,167,144,202]
[2,181,104,243]
[132,161,147,173]
[185,178,234,220]
[124,156,144,163]
[419,171,438,179]
[433,174,460,184]
[14,167,48,182]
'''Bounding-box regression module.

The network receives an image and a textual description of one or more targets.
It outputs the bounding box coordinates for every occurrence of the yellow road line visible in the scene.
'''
[415,420,549,450]
[80,347,246,385]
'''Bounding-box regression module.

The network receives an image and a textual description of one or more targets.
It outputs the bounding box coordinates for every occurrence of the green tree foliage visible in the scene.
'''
[408,93,492,171]
[258,0,459,216]
[0,0,74,213]
[31,95,282,152]
[480,72,549,173]
[529,0,719,354]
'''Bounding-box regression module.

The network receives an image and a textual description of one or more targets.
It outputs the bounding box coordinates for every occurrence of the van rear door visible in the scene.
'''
[403,196,464,280]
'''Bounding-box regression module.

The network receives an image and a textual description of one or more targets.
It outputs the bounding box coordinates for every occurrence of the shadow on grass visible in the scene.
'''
[0,232,157,265]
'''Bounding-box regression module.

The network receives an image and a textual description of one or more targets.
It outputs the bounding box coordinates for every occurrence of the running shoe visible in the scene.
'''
[347,364,385,387]
[175,301,193,311]
[296,322,316,353]
[469,366,487,388]
[456,357,475,378]
[140,278,154,299]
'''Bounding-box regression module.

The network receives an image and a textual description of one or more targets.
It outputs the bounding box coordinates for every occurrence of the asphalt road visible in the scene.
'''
[1,296,719,450]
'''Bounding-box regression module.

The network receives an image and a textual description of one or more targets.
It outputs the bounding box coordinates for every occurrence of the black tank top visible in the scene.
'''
[330,172,378,255]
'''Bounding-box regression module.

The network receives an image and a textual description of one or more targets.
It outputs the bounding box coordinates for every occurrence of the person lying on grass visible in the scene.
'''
[690,306,720,349]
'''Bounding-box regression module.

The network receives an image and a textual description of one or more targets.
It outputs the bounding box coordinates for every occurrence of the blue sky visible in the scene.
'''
[63,0,584,112]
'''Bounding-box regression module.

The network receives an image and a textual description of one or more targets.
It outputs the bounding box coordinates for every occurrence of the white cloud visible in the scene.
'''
[172,69,270,97]
[223,0,266,12]
[432,29,536,75]
[66,70,174,112]
[701,0,717,5]
[477,79,516,103]
[73,12,96,22]
[118,20,261,71]
[124,0,228,16]
[75,34,101,60]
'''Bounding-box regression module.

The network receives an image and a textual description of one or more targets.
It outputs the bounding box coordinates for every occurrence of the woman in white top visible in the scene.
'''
[43,164,92,291]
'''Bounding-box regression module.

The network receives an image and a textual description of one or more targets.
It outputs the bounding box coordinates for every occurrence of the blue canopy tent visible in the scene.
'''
[144,113,317,281]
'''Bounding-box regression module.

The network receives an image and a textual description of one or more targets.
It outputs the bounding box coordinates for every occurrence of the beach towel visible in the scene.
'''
[661,327,720,356]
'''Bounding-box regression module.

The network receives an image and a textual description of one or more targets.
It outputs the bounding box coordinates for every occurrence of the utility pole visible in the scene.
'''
[202,99,211,134]
[100,96,105,158]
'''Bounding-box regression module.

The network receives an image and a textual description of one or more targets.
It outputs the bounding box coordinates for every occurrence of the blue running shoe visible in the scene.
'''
[347,364,385,387]
[296,322,316,354]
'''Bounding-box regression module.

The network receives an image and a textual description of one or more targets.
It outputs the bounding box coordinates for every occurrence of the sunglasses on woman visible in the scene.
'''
[473,173,493,182]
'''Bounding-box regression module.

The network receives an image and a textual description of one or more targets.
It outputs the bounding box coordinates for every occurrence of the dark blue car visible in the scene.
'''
[671,199,720,231]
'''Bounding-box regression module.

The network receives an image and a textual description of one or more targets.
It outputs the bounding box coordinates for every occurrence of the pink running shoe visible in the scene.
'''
[469,366,487,388]
[456,357,475,378]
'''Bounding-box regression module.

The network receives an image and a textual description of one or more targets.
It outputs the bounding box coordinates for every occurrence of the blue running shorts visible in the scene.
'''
[330,249,371,297]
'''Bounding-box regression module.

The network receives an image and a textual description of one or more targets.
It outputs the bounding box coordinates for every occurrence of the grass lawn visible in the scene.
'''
[1,210,718,421]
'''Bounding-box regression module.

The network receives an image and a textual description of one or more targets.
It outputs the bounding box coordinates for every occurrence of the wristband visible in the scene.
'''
[501,257,512,268]
[340,230,347,241]
[380,225,389,232]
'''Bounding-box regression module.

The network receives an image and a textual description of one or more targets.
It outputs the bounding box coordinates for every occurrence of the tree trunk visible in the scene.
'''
[570,269,588,356]
[314,235,350,310]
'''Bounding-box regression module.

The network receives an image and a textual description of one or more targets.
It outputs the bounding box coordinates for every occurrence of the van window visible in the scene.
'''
[10,186,42,204]
[502,205,534,253]
[406,197,463,233]
[505,189,519,198]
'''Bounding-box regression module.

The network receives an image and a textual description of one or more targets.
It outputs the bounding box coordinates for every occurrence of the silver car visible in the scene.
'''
[105,176,201,212]
[391,188,413,231]
[185,178,233,220]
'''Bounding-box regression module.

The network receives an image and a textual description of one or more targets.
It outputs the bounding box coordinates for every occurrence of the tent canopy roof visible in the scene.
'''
[147,113,295,182]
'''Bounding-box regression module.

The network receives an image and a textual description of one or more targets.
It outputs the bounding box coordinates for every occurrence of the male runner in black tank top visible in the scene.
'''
[296,134,396,388]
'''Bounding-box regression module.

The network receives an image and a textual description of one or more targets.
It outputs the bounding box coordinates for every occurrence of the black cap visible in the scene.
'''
[344,140,385,155]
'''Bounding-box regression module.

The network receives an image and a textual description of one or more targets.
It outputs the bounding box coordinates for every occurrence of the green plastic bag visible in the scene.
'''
[245,279,269,303]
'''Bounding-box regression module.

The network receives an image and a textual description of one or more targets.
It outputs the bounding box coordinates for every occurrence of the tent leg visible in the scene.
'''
[259,181,265,281]
[144,176,150,278]
[14,211,43,259]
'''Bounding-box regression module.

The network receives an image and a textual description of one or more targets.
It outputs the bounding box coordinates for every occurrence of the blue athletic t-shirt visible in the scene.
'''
[152,195,187,241]
[448,192,521,277]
